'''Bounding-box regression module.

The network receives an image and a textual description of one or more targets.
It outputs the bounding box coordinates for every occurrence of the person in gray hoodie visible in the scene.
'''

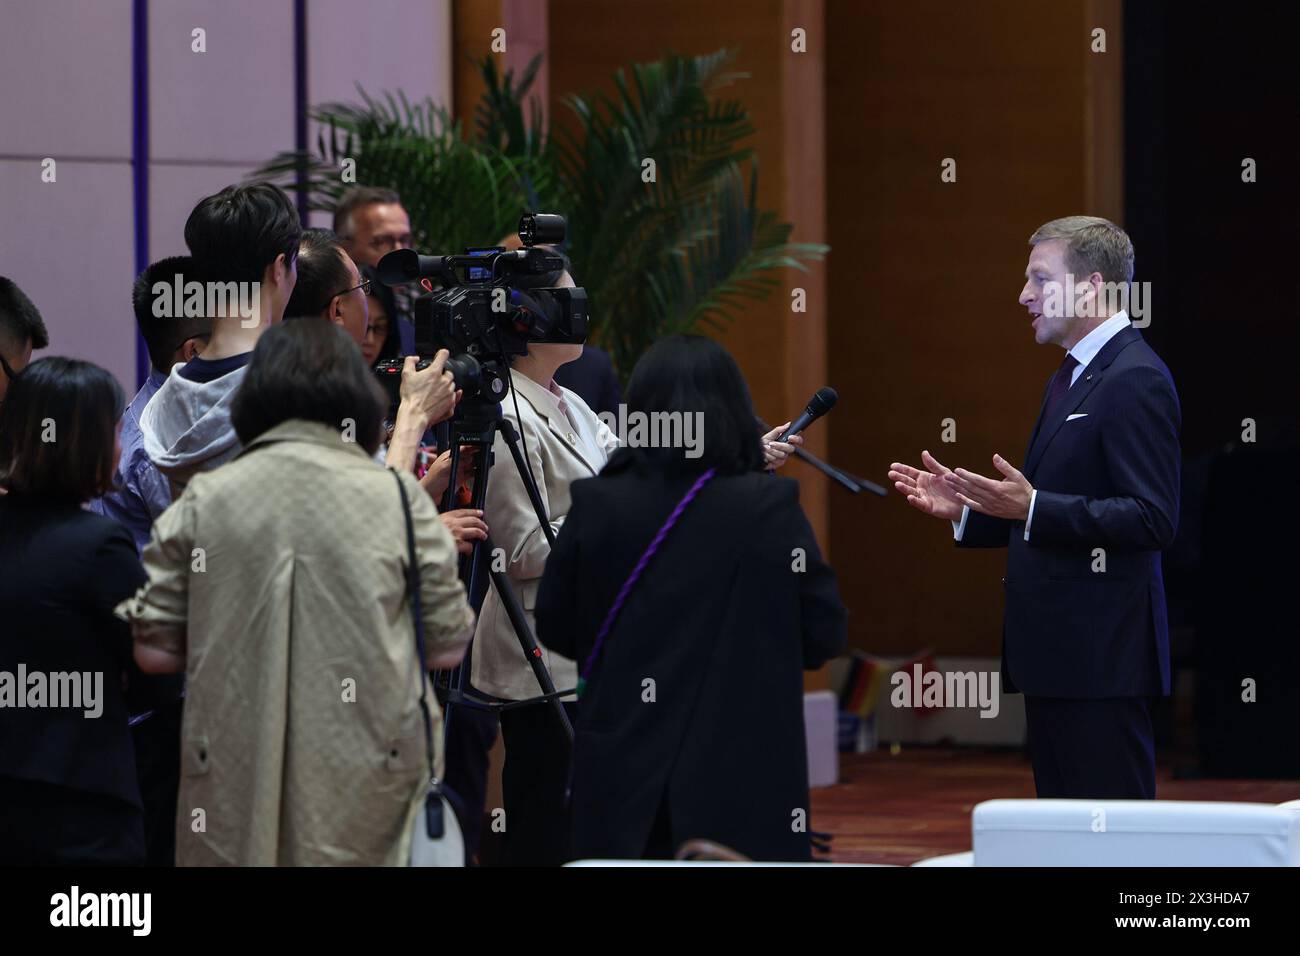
[141,183,302,495]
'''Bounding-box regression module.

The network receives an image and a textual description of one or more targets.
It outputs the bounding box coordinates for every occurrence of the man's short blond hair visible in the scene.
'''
[1029,216,1134,285]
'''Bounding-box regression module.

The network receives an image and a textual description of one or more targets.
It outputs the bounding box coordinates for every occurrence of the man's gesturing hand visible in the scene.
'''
[942,454,1033,522]
[888,450,965,521]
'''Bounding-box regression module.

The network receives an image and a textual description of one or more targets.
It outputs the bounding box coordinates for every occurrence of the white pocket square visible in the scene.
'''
[1065,413,1088,421]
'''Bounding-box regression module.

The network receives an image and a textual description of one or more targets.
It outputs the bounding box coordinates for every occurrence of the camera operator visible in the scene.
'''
[282,228,486,550]
[283,228,370,348]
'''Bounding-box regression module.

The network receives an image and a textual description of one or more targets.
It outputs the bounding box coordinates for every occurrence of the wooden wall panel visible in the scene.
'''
[452,0,504,129]
[545,0,829,552]
[825,0,1122,655]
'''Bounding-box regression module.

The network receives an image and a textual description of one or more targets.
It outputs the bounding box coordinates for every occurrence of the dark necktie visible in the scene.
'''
[1042,353,1081,421]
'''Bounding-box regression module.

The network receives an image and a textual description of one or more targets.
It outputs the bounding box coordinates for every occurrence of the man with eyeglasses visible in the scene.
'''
[0,276,49,408]
[333,186,413,269]
[333,186,417,354]
[283,229,465,481]
[284,228,374,349]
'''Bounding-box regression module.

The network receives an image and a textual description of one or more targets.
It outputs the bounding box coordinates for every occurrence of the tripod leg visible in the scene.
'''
[439,405,573,754]
[485,535,575,743]
[441,432,494,750]
[497,418,558,549]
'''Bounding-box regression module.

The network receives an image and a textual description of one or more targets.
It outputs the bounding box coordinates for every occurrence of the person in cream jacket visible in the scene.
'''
[471,293,617,864]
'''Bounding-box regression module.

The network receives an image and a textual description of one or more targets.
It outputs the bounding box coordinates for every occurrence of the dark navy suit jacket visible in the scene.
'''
[958,326,1181,699]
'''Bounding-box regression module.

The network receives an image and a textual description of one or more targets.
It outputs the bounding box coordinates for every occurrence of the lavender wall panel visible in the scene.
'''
[148,0,295,163]
[0,159,137,391]
[0,0,133,160]
[302,0,453,229]
[148,162,257,262]
[306,0,451,109]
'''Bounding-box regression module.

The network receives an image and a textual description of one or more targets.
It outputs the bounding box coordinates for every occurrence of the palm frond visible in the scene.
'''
[537,51,825,374]
[250,86,547,253]
[250,49,828,382]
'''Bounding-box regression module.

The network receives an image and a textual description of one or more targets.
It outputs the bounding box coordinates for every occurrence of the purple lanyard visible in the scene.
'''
[576,467,717,698]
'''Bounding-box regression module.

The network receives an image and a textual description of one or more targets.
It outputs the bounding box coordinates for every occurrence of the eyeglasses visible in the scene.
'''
[335,277,372,299]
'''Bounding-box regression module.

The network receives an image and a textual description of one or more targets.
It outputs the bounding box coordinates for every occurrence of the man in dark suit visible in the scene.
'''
[890,216,1180,799]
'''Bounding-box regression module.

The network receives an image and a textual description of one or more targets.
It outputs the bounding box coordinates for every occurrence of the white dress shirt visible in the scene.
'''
[953,310,1132,541]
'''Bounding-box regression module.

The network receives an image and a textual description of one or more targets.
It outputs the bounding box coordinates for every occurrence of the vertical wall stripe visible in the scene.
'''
[131,0,150,388]
[293,0,308,223]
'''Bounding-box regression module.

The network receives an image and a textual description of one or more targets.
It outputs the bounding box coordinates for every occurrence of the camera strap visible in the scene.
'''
[576,467,717,699]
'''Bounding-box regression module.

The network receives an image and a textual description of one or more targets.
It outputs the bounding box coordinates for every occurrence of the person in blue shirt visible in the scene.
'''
[86,256,209,866]
[88,256,210,553]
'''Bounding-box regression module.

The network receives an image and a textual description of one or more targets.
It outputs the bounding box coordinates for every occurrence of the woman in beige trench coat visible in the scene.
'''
[122,321,475,866]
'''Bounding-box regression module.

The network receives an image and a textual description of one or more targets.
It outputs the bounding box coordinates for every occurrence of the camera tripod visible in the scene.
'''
[432,386,576,747]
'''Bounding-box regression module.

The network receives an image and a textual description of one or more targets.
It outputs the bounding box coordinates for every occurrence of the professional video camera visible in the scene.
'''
[371,213,588,411]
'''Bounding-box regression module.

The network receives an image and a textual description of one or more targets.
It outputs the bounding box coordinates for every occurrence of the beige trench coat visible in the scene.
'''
[122,419,475,866]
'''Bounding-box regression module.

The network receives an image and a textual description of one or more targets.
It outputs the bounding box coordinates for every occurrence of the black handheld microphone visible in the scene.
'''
[777,386,838,442]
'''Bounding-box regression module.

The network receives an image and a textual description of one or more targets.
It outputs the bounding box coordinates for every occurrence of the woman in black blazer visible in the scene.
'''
[534,335,847,861]
[0,357,150,864]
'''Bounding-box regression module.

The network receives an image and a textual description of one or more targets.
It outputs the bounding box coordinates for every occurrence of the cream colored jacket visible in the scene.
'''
[470,373,619,700]
[122,419,475,866]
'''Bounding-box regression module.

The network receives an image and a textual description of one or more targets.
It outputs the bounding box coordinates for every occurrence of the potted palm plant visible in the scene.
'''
[254,49,826,379]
